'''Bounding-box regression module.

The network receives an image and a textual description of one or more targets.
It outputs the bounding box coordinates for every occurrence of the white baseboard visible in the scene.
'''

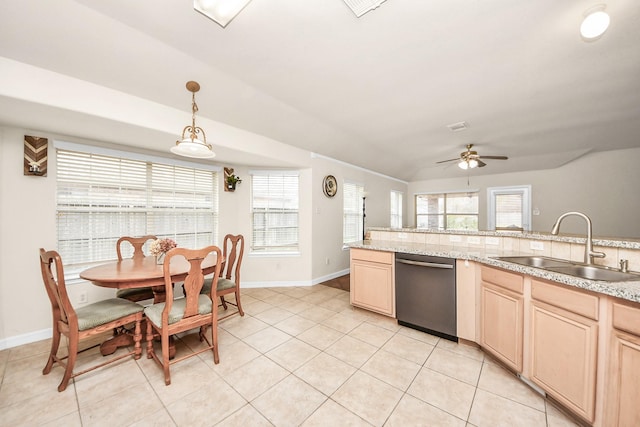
[243,268,349,288]
[0,328,52,351]
[0,270,351,349]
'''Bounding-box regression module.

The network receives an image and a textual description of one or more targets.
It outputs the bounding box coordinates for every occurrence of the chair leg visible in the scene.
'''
[235,289,244,317]
[43,327,61,375]
[58,336,78,392]
[133,317,142,360]
[161,332,171,385]
[220,295,227,310]
[211,321,219,364]
[145,320,154,359]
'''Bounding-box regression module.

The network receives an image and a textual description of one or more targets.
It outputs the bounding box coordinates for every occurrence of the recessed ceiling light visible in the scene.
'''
[580,5,610,40]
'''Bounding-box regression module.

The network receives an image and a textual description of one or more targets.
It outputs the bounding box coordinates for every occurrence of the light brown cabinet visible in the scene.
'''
[350,248,395,317]
[480,266,524,372]
[605,300,640,426]
[530,279,599,423]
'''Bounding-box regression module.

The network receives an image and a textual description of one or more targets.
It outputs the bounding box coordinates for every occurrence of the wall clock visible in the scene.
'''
[323,175,337,198]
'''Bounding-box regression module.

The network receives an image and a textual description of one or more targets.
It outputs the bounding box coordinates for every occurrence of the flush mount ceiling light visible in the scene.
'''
[194,0,252,28]
[342,0,388,18]
[580,5,610,40]
[171,81,215,159]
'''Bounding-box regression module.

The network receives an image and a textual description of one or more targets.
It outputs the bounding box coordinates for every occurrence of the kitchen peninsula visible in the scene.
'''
[348,227,640,426]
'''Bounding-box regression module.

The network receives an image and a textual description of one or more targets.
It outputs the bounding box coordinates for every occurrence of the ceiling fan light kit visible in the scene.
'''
[437,144,508,171]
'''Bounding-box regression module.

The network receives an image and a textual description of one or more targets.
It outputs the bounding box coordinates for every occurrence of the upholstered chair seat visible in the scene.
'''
[144,294,212,326]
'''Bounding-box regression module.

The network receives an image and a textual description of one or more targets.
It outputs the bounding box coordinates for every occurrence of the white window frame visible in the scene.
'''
[343,181,365,244]
[55,141,220,281]
[415,191,479,231]
[249,169,300,254]
[487,185,532,231]
[390,190,403,229]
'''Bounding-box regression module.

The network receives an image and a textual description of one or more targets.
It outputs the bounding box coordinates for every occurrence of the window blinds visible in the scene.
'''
[56,149,218,269]
[343,181,364,243]
[250,171,299,252]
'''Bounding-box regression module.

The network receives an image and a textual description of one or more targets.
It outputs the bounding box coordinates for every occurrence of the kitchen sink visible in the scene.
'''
[544,265,640,282]
[493,256,640,282]
[494,256,572,269]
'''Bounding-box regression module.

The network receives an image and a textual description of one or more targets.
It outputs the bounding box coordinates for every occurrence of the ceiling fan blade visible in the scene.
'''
[480,155,508,160]
[435,158,460,164]
[477,160,487,167]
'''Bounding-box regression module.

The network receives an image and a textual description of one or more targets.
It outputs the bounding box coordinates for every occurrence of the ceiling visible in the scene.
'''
[1,0,639,181]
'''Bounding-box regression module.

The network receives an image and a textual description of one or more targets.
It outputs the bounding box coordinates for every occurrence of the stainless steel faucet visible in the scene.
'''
[550,211,605,265]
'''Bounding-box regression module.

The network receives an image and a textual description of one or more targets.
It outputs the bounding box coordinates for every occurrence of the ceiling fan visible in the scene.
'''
[436,144,508,170]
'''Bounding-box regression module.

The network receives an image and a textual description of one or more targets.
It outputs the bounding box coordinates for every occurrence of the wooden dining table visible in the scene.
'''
[80,254,221,356]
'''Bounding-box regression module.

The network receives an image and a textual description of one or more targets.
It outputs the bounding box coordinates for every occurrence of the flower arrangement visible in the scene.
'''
[226,174,242,185]
[149,238,177,256]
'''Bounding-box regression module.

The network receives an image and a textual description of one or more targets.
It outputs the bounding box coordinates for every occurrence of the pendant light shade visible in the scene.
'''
[171,81,215,159]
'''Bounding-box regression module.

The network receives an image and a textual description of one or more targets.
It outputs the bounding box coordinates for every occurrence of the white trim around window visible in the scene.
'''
[487,185,532,231]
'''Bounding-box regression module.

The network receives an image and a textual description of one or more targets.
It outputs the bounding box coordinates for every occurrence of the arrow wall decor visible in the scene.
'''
[24,135,48,176]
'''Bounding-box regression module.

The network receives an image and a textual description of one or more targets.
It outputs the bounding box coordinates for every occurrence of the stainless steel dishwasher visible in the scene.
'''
[395,253,457,342]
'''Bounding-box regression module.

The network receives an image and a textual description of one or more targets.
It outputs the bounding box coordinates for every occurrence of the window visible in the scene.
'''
[488,186,531,231]
[56,147,218,277]
[250,170,299,253]
[343,181,365,243]
[390,191,403,228]
[415,192,479,230]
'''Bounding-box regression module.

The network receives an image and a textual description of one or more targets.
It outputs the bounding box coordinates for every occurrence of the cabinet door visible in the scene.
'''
[351,260,394,316]
[480,282,524,372]
[530,301,598,423]
[607,331,640,426]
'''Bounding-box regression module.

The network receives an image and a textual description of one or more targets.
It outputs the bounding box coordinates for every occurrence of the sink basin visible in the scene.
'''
[544,265,640,282]
[494,256,573,269]
[494,256,640,282]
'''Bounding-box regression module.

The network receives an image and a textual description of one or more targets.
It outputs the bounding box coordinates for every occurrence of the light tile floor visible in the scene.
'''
[0,285,583,426]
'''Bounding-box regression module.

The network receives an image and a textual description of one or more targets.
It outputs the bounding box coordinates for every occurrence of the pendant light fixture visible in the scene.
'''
[171,81,215,159]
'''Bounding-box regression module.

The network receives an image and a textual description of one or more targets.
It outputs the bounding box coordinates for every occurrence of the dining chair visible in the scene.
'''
[201,234,245,320]
[39,249,144,392]
[144,245,223,385]
[115,235,157,302]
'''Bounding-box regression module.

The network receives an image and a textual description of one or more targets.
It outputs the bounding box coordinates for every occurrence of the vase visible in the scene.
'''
[155,253,165,265]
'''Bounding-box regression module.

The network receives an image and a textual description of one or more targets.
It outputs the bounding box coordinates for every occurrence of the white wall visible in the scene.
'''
[310,156,408,280]
[0,126,405,348]
[407,147,640,238]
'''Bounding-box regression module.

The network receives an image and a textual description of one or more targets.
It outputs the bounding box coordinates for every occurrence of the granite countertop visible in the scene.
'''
[349,239,640,304]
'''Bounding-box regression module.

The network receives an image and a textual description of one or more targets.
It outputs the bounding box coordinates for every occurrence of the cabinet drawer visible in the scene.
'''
[481,266,524,294]
[612,300,640,336]
[350,248,393,264]
[531,279,599,320]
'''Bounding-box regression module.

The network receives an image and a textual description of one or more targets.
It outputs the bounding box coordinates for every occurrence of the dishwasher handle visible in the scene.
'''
[396,258,454,269]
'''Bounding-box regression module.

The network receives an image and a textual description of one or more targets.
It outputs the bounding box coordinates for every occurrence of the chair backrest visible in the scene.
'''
[221,234,244,284]
[39,249,77,330]
[162,246,223,319]
[116,235,157,261]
